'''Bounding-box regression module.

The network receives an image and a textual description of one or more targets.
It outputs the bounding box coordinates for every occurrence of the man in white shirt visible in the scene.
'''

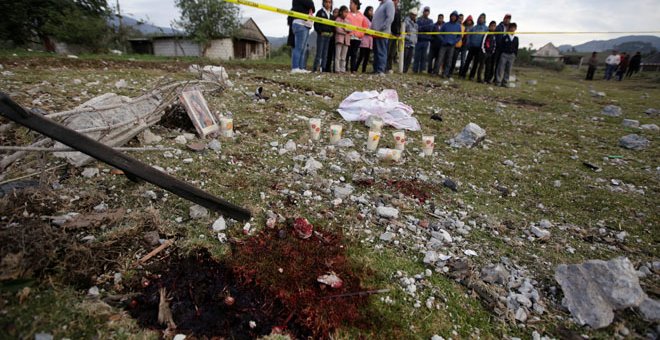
[604,50,621,80]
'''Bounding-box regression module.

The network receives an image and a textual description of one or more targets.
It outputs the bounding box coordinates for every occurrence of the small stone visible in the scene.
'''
[553,180,562,188]
[531,226,551,239]
[34,333,54,340]
[423,251,439,264]
[88,286,100,297]
[622,119,640,128]
[93,202,108,212]
[616,231,627,241]
[207,139,221,151]
[174,135,187,144]
[81,167,99,178]
[431,335,445,340]
[443,178,458,192]
[376,206,399,219]
[143,190,157,200]
[140,129,162,144]
[450,123,486,148]
[601,105,622,117]
[481,264,509,284]
[619,134,649,150]
[345,150,361,162]
[336,138,354,148]
[333,184,354,199]
[303,157,323,173]
[143,231,160,246]
[640,124,659,132]
[463,249,478,256]
[639,298,660,321]
[114,272,123,284]
[182,158,193,164]
[284,140,297,152]
[380,232,395,242]
[539,219,552,229]
[515,307,528,322]
[189,205,209,219]
[502,159,515,167]
[114,79,127,88]
[212,217,227,232]
[163,151,174,158]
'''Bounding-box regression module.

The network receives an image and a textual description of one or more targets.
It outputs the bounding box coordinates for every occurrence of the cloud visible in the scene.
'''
[118,0,659,47]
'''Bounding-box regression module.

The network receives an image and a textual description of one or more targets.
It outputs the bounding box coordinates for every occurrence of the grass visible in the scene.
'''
[0,52,658,339]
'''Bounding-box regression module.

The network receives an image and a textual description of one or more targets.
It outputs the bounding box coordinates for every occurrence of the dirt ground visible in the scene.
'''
[0,53,658,339]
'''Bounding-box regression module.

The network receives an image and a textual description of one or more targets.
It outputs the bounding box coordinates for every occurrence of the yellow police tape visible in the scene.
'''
[226,0,660,38]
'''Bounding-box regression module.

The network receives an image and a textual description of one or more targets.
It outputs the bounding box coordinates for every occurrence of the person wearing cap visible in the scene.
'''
[434,11,461,77]
[494,13,511,76]
[402,7,418,73]
[495,22,518,87]
[412,6,434,73]
[346,0,370,73]
[385,0,401,73]
[604,50,620,80]
[427,14,444,74]
[448,14,469,77]
[371,0,395,74]
[461,13,487,80]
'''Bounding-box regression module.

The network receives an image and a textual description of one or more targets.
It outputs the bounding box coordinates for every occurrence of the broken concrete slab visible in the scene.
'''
[555,257,647,329]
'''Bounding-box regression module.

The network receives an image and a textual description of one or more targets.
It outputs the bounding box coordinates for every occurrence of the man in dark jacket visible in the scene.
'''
[495,22,518,87]
[412,6,434,73]
[427,14,444,74]
[586,52,598,80]
[386,0,401,72]
[493,14,511,76]
[480,20,497,83]
[627,52,642,78]
[312,0,334,72]
[434,11,461,78]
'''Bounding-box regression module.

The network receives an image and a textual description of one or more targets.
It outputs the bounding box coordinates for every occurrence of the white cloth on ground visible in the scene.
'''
[337,89,420,131]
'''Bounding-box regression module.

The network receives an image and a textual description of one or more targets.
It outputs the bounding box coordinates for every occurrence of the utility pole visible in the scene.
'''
[116,0,127,53]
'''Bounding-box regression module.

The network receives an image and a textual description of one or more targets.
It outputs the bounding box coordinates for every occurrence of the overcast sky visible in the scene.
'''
[120,0,659,48]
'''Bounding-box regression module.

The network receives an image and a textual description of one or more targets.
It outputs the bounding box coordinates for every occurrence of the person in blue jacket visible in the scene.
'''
[412,6,434,73]
[433,11,461,78]
[493,14,511,76]
[460,13,487,79]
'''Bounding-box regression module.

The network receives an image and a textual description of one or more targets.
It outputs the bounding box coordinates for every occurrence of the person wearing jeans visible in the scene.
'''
[370,0,395,74]
[289,0,315,72]
[434,11,461,77]
[312,0,334,72]
[604,51,620,80]
[403,8,418,73]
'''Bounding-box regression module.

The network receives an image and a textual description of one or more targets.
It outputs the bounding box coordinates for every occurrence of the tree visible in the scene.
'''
[175,0,241,53]
[0,0,109,50]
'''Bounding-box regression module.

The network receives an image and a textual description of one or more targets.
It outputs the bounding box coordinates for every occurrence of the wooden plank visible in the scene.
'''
[0,92,252,222]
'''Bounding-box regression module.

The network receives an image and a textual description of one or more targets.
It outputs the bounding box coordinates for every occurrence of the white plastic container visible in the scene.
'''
[370,118,384,133]
[422,135,435,155]
[377,148,402,162]
[366,131,381,151]
[309,118,321,140]
[329,124,343,144]
[393,131,406,150]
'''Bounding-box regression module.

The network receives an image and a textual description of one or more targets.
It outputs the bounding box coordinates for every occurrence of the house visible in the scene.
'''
[532,43,564,62]
[130,18,269,60]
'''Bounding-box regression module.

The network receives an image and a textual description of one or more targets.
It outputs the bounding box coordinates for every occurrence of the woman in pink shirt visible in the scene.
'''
[345,0,370,73]
[334,6,352,73]
[355,6,373,73]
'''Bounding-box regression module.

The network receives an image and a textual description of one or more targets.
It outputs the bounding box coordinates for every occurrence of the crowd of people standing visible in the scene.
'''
[587,50,642,81]
[287,0,520,87]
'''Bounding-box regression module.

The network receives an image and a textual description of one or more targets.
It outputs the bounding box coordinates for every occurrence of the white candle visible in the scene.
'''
[309,118,321,140]
[370,119,384,133]
[393,131,406,150]
[220,117,233,138]
[422,135,435,155]
[329,124,343,144]
[366,131,381,151]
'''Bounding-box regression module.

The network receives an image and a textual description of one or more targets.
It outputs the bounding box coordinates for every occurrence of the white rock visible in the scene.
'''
[189,205,209,219]
[173,335,186,340]
[423,251,439,264]
[450,123,486,148]
[303,157,323,173]
[431,335,445,340]
[81,167,99,178]
[140,129,162,144]
[284,140,297,152]
[183,133,195,141]
[345,150,361,163]
[182,158,193,164]
[619,134,649,150]
[88,286,100,297]
[622,119,640,128]
[212,217,227,231]
[333,184,354,199]
[463,249,478,256]
[114,79,127,89]
[208,139,221,151]
[376,206,399,219]
[531,226,551,239]
[539,219,552,229]
[34,333,53,340]
[601,105,622,117]
[174,135,187,145]
[380,232,395,242]
[640,124,659,132]
[93,203,108,212]
[143,190,157,200]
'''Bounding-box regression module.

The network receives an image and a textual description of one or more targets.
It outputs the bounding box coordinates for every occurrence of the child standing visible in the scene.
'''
[334,6,352,73]
[481,21,497,83]
[495,22,518,87]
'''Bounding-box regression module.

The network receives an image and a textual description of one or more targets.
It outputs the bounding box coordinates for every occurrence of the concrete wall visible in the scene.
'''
[205,39,234,60]
[153,39,201,57]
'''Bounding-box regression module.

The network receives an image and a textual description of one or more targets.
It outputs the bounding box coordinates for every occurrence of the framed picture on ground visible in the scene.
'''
[179,89,220,137]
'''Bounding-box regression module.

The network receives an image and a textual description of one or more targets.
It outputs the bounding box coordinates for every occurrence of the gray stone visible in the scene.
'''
[333,184,354,199]
[481,264,510,284]
[143,231,160,246]
[450,123,486,148]
[380,232,395,242]
[336,138,354,148]
[345,150,361,162]
[619,134,649,150]
[93,202,108,212]
[207,139,222,151]
[140,129,162,144]
[539,219,552,229]
[189,204,209,219]
[81,167,99,178]
[88,286,100,297]
[35,333,54,340]
[555,257,647,328]
[527,80,538,85]
[645,108,659,116]
[284,140,297,152]
[423,251,439,264]
[622,119,640,128]
[601,105,622,117]
[640,124,659,132]
[531,226,551,239]
[514,307,528,322]
[303,157,323,173]
[376,206,399,219]
[431,335,445,340]
[639,298,660,321]
[174,135,187,145]
[212,216,227,232]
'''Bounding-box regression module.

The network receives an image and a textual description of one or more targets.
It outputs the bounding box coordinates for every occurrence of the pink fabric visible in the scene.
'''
[345,11,369,39]
[335,17,351,45]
